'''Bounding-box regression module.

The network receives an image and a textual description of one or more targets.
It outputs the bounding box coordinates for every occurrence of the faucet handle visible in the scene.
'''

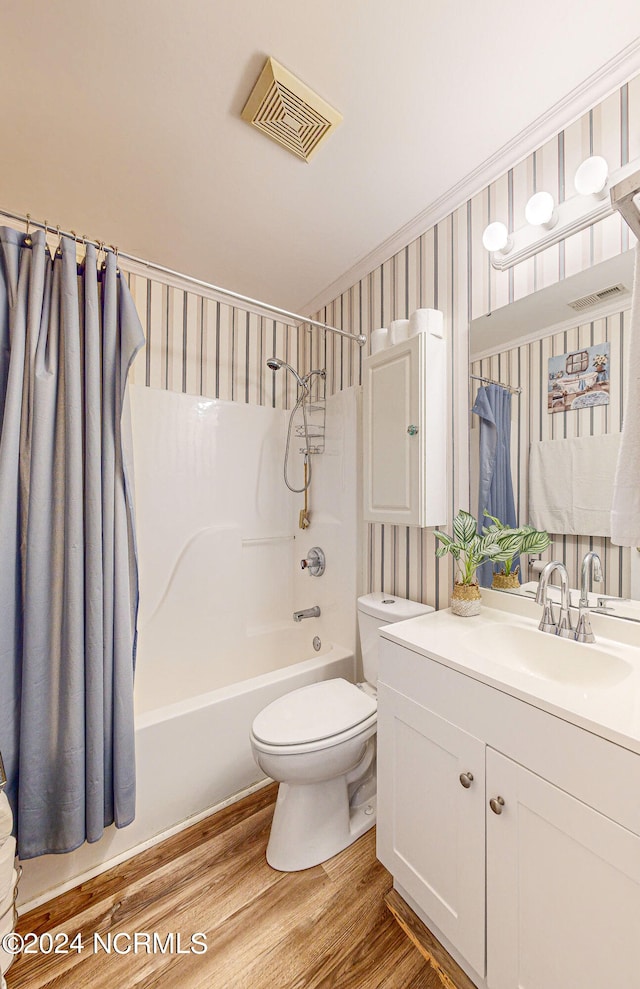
[538,600,557,634]
[575,609,596,643]
[300,546,326,576]
[556,608,575,638]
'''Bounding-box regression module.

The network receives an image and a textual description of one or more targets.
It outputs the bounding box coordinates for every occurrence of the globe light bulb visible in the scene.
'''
[525,191,558,229]
[482,221,512,254]
[574,156,609,199]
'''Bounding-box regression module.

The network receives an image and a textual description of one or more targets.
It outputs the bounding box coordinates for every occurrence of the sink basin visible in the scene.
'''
[465,623,632,689]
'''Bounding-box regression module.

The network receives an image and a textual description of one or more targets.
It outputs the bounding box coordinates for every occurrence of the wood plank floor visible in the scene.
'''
[8,784,445,989]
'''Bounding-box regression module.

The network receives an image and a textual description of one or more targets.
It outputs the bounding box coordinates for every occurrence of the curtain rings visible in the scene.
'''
[55,225,63,258]
[110,245,120,275]
[78,234,87,272]
[24,213,33,248]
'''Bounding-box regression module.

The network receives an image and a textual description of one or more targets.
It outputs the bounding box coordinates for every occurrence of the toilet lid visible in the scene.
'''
[252,678,377,746]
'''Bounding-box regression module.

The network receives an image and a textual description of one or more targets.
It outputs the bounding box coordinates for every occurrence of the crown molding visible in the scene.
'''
[303,36,640,319]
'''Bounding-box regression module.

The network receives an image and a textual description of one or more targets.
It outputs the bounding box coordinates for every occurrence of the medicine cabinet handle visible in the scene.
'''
[407,425,419,435]
[459,772,474,789]
[489,795,505,815]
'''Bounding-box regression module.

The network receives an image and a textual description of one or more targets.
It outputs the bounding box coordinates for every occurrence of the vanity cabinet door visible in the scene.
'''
[377,683,486,978]
[486,747,640,989]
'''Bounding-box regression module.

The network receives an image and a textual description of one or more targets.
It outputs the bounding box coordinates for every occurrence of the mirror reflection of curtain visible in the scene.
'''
[0,226,144,858]
[471,384,517,587]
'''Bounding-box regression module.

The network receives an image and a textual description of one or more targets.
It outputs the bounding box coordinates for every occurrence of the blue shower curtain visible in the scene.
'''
[0,226,144,858]
[472,384,517,588]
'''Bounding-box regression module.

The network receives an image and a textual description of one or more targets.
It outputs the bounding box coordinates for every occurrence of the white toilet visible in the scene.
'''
[250,592,433,871]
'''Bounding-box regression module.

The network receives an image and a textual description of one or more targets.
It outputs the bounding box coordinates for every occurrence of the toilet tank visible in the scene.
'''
[357,592,434,684]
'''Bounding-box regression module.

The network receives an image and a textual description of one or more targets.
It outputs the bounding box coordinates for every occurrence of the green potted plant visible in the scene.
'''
[434,510,502,616]
[481,511,550,590]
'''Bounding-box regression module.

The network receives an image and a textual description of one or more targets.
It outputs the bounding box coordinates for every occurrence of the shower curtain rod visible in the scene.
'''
[0,206,367,346]
[470,373,521,395]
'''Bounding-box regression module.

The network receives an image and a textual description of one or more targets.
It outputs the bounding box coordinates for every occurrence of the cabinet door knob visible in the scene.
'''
[407,425,419,435]
[459,772,474,789]
[489,796,505,815]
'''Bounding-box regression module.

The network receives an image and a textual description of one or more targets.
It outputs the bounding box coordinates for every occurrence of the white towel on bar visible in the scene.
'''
[611,243,640,546]
[529,433,621,536]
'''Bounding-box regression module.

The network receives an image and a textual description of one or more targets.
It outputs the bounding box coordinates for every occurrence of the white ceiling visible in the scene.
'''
[1,3,639,313]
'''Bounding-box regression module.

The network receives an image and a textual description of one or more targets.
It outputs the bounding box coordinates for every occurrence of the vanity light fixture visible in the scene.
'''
[485,154,640,271]
[524,191,558,230]
[574,155,609,200]
[481,221,512,255]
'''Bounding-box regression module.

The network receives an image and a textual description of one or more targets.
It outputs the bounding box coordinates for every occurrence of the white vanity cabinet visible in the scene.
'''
[377,682,486,976]
[487,748,640,989]
[377,635,640,989]
[362,331,446,527]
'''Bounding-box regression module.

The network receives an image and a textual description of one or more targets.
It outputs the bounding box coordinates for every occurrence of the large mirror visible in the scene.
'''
[469,247,639,621]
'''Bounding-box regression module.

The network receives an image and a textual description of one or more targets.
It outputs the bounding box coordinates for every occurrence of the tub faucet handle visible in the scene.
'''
[300,546,326,576]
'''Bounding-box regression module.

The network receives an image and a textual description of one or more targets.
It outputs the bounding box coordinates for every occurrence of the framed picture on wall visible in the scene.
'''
[547,342,610,414]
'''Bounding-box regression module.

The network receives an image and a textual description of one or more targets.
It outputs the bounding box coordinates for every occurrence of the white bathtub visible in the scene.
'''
[17,642,354,911]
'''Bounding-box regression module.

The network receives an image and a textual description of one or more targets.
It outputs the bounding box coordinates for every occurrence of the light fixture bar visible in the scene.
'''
[489,157,640,271]
[610,167,640,241]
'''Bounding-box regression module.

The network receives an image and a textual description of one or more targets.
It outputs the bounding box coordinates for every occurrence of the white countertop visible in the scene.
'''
[380,588,640,756]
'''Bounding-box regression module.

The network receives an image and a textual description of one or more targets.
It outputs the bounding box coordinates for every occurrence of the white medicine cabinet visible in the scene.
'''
[362,329,446,527]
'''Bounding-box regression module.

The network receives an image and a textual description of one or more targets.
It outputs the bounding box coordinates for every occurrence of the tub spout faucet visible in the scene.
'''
[575,552,603,643]
[293,606,321,622]
[535,561,573,637]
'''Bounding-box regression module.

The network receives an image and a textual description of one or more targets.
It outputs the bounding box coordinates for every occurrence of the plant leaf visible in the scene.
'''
[483,510,507,529]
[433,529,453,547]
[495,531,522,558]
[520,530,551,554]
[481,539,503,560]
[453,510,477,545]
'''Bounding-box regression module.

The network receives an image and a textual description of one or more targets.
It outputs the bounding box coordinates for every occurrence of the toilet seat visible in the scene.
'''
[251,711,377,757]
[251,678,377,753]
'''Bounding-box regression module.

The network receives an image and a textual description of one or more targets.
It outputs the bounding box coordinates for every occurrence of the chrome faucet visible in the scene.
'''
[575,552,603,642]
[293,605,321,623]
[535,561,573,637]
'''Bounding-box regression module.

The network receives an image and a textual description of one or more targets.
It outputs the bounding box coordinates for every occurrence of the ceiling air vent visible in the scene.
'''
[568,283,629,312]
[241,57,342,163]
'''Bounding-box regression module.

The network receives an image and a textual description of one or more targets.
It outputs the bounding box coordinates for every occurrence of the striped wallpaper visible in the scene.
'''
[308,73,640,610]
[5,70,639,614]
[125,277,307,413]
[471,308,631,597]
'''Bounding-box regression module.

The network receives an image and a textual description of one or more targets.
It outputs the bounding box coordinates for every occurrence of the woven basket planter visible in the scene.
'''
[491,572,520,591]
[451,582,481,617]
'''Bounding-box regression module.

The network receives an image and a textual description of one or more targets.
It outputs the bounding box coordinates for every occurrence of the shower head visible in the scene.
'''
[266,357,307,390]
